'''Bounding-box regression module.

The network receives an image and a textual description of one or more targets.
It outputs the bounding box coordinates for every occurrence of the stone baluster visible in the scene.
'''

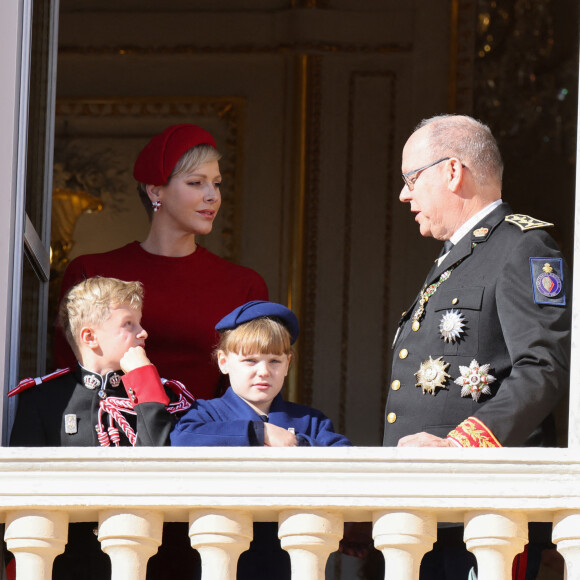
[278,509,343,580]
[464,511,527,580]
[373,510,436,580]
[553,511,580,579]
[4,510,68,580]
[98,509,163,580]
[189,509,253,580]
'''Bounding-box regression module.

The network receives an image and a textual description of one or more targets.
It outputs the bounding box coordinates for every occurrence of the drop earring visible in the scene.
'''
[152,200,162,212]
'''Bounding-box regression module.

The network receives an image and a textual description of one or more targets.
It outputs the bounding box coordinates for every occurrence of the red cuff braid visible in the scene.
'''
[122,365,169,406]
[447,416,502,448]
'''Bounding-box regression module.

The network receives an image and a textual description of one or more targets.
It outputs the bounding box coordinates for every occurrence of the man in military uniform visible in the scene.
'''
[384,115,570,577]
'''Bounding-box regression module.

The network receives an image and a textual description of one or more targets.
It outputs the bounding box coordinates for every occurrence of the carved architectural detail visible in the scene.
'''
[299,56,322,407]
[339,71,397,439]
[59,42,413,56]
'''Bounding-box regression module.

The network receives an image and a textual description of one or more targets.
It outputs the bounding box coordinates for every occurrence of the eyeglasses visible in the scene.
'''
[402,157,451,191]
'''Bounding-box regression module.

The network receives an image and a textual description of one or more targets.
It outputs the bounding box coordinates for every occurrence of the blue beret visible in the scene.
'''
[215,301,299,344]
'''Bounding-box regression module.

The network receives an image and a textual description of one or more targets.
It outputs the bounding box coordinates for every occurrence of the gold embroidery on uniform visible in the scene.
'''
[505,214,553,231]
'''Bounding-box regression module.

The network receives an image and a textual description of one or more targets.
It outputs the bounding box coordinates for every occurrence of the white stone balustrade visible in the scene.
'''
[98,509,163,580]
[279,509,343,580]
[189,509,252,580]
[4,510,68,580]
[464,511,528,580]
[373,510,436,580]
[1,446,580,579]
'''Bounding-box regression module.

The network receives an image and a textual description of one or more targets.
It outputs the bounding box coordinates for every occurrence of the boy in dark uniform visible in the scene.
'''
[9,276,194,578]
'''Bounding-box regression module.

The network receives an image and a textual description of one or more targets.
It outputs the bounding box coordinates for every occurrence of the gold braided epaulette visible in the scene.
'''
[505,214,554,231]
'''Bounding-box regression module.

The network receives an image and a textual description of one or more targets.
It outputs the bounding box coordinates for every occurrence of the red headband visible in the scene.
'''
[133,124,217,185]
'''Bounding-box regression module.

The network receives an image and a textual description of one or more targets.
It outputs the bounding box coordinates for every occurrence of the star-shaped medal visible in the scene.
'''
[415,356,450,395]
[439,309,466,343]
[454,359,496,401]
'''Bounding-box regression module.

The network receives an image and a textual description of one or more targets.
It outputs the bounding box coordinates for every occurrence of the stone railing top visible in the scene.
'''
[0,447,579,523]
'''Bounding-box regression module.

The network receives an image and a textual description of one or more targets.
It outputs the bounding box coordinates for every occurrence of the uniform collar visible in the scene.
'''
[449,199,503,246]
[425,202,511,283]
[76,363,124,391]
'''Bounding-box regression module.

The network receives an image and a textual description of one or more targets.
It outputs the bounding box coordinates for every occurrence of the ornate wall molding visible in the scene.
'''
[298,55,322,408]
[449,0,477,113]
[58,42,413,56]
[340,70,397,440]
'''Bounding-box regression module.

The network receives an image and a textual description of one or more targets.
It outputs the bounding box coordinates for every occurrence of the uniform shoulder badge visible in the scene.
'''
[8,367,72,397]
[530,258,566,305]
[505,214,554,231]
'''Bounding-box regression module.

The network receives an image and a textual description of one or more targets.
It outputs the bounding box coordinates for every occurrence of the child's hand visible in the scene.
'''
[263,423,298,447]
[120,346,152,373]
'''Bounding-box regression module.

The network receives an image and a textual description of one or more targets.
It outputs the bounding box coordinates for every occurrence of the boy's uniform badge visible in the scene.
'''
[530,258,566,305]
[64,414,78,434]
[83,374,100,390]
[109,373,122,387]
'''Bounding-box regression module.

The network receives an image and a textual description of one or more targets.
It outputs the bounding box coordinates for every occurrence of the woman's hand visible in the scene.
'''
[263,423,298,447]
[120,346,152,373]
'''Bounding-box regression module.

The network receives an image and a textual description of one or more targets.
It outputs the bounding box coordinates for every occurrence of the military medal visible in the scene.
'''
[454,359,496,401]
[439,309,466,342]
[64,414,78,434]
[109,373,122,388]
[411,266,459,331]
[83,374,100,390]
[415,356,450,395]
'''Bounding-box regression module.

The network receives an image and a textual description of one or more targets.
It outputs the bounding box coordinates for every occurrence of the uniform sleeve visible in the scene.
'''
[9,390,48,446]
[54,258,90,369]
[134,403,175,446]
[451,232,570,447]
[122,365,169,405]
[122,366,173,446]
[170,404,264,446]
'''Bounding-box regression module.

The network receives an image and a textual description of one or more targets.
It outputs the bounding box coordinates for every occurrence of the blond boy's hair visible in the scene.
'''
[216,317,292,357]
[59,277,144,356]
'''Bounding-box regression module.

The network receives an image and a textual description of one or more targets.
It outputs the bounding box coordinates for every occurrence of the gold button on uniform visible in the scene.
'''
[391,380,401,391]
[399,348,408,359]
[452,298,458,305]
[387,412,397,424]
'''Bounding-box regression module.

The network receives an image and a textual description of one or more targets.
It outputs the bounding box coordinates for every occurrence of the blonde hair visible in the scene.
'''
[59,277,144,355]
[216,317,292,357]
[137,144,222,218]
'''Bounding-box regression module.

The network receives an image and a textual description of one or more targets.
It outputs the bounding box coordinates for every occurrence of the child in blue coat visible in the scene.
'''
[170,300,351,448]
[171,301,351,579]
